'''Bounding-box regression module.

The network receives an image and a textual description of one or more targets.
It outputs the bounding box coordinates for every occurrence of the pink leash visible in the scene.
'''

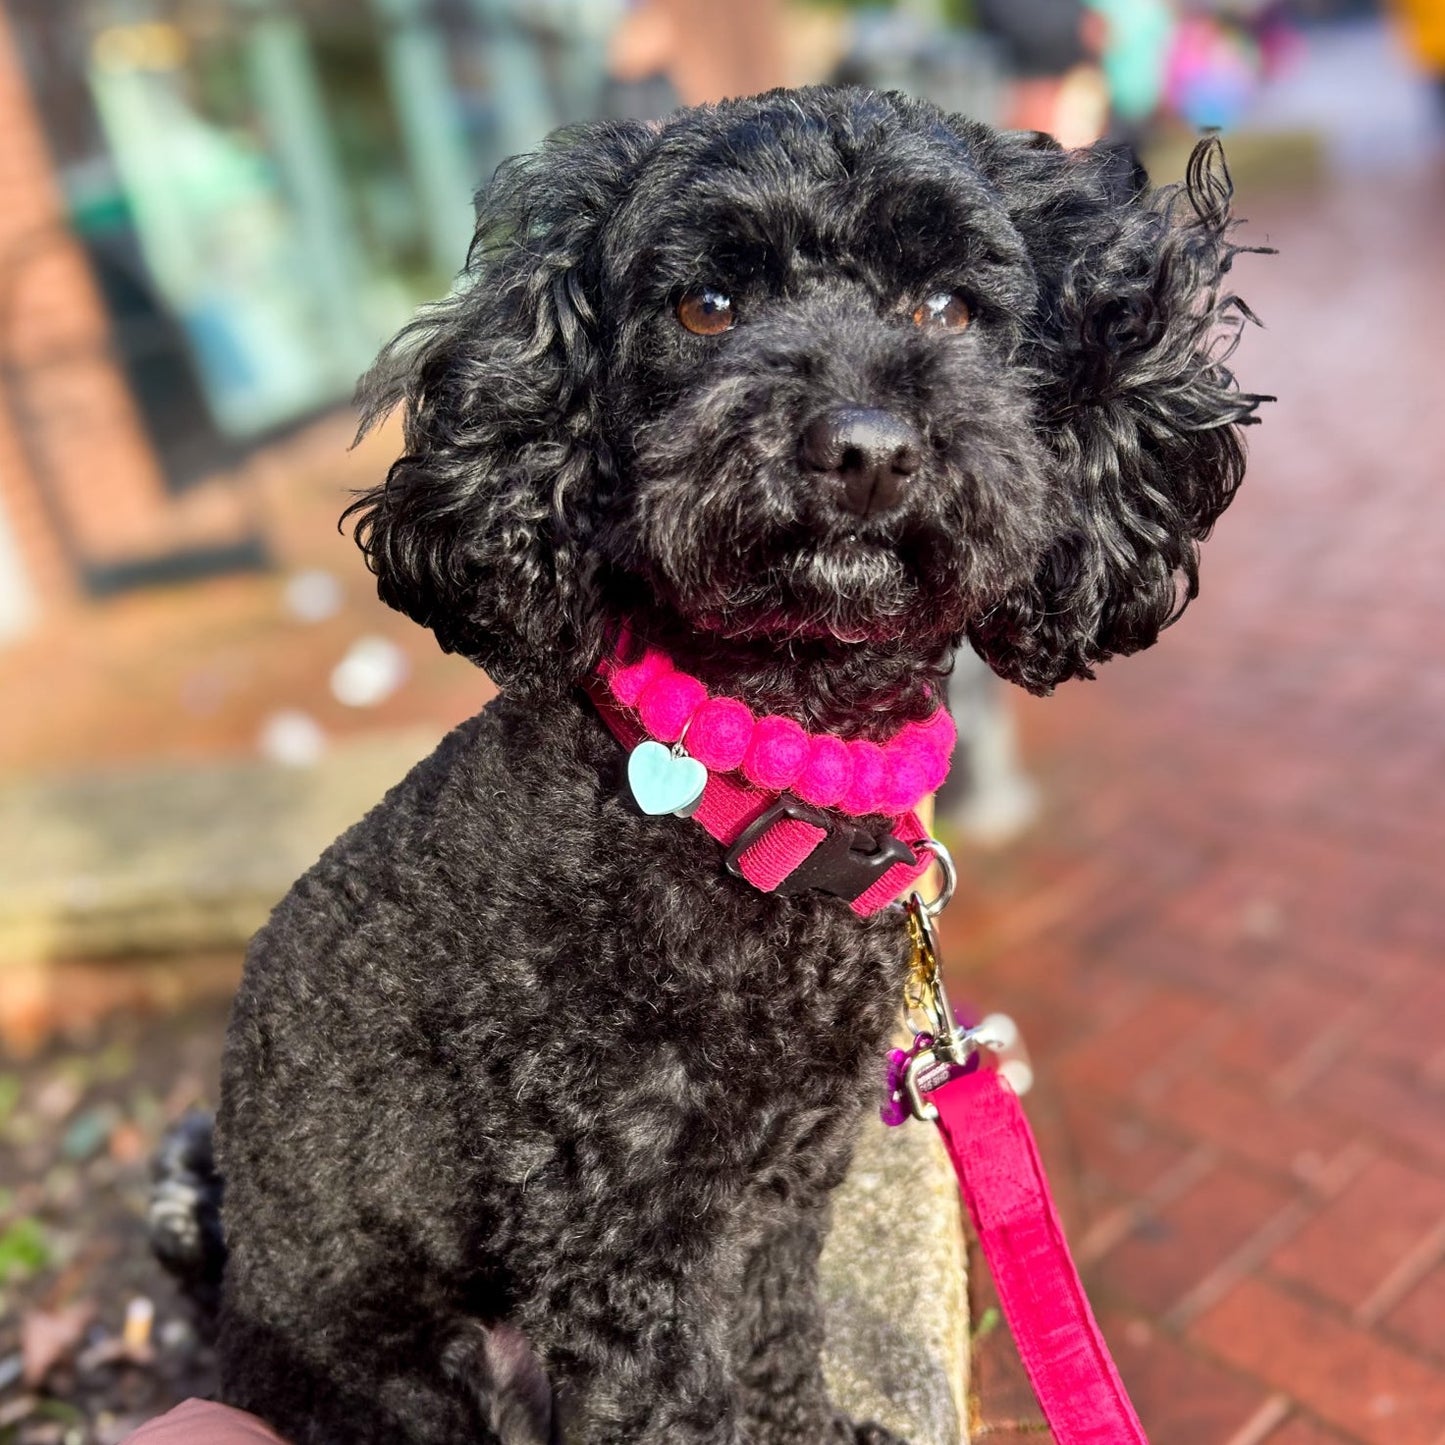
[933,1069,1150,1444]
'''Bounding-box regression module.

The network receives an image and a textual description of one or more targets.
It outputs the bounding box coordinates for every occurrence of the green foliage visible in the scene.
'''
[0,1216,52,1284]
[94,1041,136,1082]
[0,1397,85,1445]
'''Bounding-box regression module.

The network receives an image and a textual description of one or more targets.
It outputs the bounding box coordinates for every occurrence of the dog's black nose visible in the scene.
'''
[799,408,921,516]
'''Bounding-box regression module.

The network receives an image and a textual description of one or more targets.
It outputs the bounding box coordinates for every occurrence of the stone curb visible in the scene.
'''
[0,729,445,964]
[824,1110,971,1444]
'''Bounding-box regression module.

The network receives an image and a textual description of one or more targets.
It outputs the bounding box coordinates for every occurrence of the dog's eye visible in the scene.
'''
[912,291,971,332]
[677,288,736,336]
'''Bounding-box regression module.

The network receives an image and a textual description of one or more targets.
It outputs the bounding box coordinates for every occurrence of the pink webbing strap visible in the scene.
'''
[932,1069,1150,1445]
[588,685,933,915]
[733,816,828,891]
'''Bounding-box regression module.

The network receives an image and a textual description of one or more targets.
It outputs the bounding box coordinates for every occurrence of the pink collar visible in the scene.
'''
[596,647,955,817]
[589,645,954,914]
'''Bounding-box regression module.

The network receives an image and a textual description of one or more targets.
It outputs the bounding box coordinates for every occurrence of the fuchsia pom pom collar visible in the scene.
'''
[587,641,955,914]
[596,646,955,818]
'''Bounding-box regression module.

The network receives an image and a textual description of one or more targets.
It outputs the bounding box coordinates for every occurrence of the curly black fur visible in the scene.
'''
[201,88,1263,1444]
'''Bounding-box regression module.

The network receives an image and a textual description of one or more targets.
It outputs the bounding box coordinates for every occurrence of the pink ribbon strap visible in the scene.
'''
[932,1069,1151,1445]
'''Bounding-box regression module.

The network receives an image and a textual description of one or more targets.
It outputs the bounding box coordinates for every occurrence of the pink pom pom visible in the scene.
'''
[687,697,753,771]
[919,743,952,795]
[609,649,672,707]
[922,713,958,792]
[877,749,931,814]
[744,716,809,790]
[841,740,887,816]
[638,673,707,742]
[915,707,957,750]
[876,721,948,809]
[606,644,957,808]
[795,735,852,807]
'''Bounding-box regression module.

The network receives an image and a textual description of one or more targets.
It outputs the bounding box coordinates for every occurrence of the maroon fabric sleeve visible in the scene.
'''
[120,1399,288,1445]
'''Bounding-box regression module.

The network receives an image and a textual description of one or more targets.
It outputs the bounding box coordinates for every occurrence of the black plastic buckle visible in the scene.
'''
[723,792,918,904]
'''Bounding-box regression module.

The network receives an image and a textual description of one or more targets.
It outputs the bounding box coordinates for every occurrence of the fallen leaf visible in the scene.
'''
[32,1077,81,1124]
[162,1075,205,1120]
[107,1122,147,1166]
[0,1074,20,1128]
[42,1164,82,1213]
[0,1394,39,1430]
[22,1301,95,1386]
[61,1106,118,1163]
[94,1042,135,1082]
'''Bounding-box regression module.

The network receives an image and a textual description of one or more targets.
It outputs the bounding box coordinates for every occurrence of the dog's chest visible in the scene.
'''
[639,904,907,1201]
[461,695,913,1197]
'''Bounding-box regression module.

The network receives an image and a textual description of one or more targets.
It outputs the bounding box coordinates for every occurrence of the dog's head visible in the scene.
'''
[349,88,1263,711]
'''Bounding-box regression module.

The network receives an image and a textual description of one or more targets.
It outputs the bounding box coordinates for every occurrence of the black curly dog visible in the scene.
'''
[154,88,1263,1444]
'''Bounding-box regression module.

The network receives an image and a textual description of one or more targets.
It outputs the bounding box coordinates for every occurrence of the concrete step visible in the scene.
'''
[0,729,444,964]
[825,1108,970,1443]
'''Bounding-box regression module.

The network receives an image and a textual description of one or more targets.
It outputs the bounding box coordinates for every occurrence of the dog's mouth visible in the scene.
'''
[652,529,964,647]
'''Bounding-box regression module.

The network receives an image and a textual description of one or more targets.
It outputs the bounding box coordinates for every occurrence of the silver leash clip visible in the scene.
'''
[899,842,1028,1120]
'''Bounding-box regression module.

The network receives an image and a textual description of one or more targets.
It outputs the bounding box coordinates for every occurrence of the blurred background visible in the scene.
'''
[0,1,1442,1441]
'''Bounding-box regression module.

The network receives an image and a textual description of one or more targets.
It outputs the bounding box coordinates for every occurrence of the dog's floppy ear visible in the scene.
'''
[960,130,1268,694]
[345,119,656,690]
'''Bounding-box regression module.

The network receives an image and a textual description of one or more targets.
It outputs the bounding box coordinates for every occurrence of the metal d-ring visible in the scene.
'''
[915,837,956,917]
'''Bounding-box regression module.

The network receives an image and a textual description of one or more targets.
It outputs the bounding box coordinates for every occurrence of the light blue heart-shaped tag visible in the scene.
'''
[628,740,707,818]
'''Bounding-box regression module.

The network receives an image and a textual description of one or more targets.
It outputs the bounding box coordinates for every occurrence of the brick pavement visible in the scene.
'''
[948,164,1445,1441]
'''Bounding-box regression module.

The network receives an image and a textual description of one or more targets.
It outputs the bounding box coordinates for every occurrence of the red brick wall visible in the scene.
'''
[0,4,171,608]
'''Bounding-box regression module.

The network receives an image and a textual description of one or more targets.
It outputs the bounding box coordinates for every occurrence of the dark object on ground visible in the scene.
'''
[183,87,1261,1445]
[148,1112,226,1330]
